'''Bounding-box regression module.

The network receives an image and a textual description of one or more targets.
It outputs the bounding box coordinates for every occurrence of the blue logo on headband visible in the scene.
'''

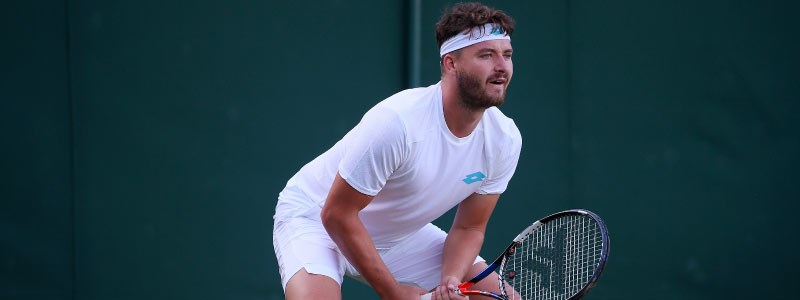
[490,27,503,35]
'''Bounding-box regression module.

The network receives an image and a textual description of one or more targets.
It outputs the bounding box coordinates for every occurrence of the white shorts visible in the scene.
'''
[272,216,484,291]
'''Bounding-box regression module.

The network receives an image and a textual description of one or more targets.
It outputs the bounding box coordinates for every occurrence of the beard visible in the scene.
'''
[455,69,507,111]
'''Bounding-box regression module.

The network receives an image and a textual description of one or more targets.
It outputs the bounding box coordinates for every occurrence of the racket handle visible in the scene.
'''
[420,292,470,300]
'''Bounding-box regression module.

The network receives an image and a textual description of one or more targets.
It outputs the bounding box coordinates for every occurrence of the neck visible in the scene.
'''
[441,78,485,138]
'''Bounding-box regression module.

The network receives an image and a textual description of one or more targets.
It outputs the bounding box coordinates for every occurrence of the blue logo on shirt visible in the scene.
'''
[462,172,486,184]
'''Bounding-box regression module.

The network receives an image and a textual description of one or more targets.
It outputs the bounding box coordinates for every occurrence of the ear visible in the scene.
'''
[442,54,457,74]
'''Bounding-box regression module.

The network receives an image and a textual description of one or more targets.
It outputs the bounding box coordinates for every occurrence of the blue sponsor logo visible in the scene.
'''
[462,171,486,184]
[490,27,504,35]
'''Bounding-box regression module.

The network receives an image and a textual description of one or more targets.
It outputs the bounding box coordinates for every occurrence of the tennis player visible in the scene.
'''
[273,3,521,299]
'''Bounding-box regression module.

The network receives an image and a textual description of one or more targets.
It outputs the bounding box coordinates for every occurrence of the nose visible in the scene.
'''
[494,55,511,74]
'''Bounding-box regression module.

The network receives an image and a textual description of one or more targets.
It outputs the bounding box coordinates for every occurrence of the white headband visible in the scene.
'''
[439,23,510,57]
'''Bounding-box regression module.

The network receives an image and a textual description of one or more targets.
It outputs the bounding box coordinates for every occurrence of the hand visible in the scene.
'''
[429,276,468,300]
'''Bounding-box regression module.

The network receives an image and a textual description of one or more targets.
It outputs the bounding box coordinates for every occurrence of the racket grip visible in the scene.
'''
[420,292,469,299]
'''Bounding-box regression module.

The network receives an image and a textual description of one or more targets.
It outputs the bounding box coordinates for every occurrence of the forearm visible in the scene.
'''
[440,227,485,282]
[322,212,399,297]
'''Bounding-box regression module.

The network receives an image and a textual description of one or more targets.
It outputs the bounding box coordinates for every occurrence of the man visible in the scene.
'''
[273,3,521,299]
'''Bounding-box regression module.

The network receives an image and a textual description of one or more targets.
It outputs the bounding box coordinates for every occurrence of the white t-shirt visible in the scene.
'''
[275,82,522,248]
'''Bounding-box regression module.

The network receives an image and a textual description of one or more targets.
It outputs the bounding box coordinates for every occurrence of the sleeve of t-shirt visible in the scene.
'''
[478,121,522,195]
[338,106,407,196]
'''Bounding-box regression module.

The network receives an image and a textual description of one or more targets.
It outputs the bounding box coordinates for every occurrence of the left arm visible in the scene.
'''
[440,193,500,291]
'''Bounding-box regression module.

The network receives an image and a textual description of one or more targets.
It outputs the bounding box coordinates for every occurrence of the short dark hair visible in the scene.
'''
[435,2,516,49]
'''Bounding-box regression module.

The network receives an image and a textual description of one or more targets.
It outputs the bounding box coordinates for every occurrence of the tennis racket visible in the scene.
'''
[421,209,610,300]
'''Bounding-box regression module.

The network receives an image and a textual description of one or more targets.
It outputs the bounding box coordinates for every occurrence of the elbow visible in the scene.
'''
[320,205,339,231]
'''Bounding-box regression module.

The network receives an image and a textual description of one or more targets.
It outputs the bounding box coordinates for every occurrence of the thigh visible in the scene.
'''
[273,217,347,292]
[370,224,486,291]
[464,261,503,300]
[285,268,342,300]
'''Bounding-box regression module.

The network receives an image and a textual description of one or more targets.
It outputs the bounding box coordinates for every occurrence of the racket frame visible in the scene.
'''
[457,209,611,300]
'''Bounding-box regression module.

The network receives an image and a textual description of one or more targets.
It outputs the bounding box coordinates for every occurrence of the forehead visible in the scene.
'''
[461,39,513,53]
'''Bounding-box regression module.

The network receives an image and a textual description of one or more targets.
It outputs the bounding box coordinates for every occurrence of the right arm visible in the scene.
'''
[320,173,425,299]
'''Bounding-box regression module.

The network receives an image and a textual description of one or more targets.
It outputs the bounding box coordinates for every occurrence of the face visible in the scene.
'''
[450,39,513,110]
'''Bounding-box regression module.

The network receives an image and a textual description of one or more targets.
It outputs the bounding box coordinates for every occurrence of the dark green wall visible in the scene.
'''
[1,0,74,299]
[2,0,798,299]
[569,1,800,298]
[68,1,404,299]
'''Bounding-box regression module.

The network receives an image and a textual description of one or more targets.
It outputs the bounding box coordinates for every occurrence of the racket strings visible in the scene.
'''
[503,215,604,300]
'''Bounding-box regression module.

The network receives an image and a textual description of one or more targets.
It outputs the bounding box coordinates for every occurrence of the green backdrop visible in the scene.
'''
[2,0,798,299]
